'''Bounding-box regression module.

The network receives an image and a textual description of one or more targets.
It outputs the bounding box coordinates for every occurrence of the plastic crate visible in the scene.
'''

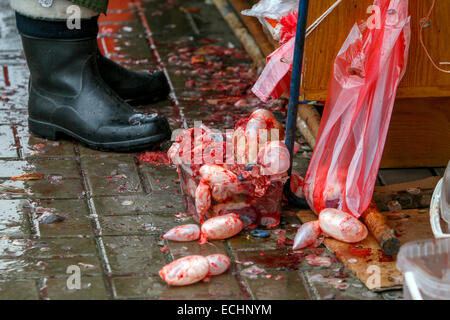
[176,163,287,228]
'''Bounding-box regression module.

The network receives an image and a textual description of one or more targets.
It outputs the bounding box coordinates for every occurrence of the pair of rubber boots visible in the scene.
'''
[20,16,171,152]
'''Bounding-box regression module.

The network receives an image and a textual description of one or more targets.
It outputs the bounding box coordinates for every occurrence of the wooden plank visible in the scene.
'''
[297,208,434,291]
[380,97,450,168]
[213,0,266,68]
[372,177,440,211]
[229,0,276,57]
[302,0,450,101]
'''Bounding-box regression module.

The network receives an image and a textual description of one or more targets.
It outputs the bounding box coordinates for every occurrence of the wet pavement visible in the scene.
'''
[0,0,407,300]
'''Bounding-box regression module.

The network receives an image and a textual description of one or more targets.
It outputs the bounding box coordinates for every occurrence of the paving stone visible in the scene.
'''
[233,250,307,271]
[92,194,184,216]
[97,204,195,236]
[227,228,296,252]
[166,240,228,260]
[45,276,109,300]
[0,199,32,238]
[0,178,84,199]
[0,125,18,158]
[0,255,103,279]
[92,195,153,216]
[151,212,197,232]
[77,143,135,158]
[113,273,243,300]
[33,199,93,237]
[244,270,310,300]
[98,10,138,24]
[99,215,159,236]
[0,159,80,179]
[0,108,27,125]
[99,36,155,62]
[16,126,76,159]
[0,280,39,300]
[140,163,180,193]
[81,157,143,196]
[144,2,240,41]
[279,210,302,227]
[302,269,383,300]
[0,237,97,259]
[102,235,166,275]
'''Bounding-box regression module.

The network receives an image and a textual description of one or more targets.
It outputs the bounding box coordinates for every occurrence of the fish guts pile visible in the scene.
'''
[168,109,296,229]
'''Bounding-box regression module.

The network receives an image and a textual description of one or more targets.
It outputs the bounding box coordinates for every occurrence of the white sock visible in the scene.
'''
[10,0,99,19]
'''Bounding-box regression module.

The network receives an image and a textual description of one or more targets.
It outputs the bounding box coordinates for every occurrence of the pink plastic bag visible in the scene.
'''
[303,0,411,218]
[252,37,294,102]
[251,11,298,102]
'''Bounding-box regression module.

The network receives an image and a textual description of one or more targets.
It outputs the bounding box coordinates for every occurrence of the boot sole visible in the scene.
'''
[29,118,171,152]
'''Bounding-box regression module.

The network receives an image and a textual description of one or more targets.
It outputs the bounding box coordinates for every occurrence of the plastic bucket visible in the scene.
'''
[430,178,450,239]
[397,238,450,300]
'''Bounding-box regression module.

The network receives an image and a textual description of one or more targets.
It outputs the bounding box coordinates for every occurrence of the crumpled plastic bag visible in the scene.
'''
[250,9,298,102]
[241,0,298,20]
[303,0,411,218]
[252,36,294,102]
[242,0,299,41]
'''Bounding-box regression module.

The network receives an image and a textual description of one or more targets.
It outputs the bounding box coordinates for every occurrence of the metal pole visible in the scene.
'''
[284,0,310,207]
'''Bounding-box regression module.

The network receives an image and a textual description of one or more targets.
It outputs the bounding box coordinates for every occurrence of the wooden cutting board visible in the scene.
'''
[297,208,434,292]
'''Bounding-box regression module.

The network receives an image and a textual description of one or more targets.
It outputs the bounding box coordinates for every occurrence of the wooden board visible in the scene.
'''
[297,208,434,291]
[229,0,276,57]
[380,97,450,168]
[372,176,440,211]
[302,0,450,101]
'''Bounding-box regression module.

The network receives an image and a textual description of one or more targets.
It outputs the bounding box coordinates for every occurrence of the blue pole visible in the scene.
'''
[284,0,310,207]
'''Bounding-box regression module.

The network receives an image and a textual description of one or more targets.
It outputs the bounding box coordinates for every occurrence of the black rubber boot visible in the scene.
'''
[21,35,172,152]
[97,52,171,106]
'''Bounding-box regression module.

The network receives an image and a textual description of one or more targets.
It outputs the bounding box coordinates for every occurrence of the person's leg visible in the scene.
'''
[10,0,171,151]
[10,0,99,20]
[11,0,170,106]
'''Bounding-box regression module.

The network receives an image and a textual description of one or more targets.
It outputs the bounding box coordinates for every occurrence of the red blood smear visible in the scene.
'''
[248,252,304,269]
[309,248,324,255]
[3,66,10,87]
[274,229,286,246]
[137,151,170,166]
[199,232,208,244]
[185,80,196,87]
[378,250,394,262]
[201,38,218,44]
[348,246,372,258]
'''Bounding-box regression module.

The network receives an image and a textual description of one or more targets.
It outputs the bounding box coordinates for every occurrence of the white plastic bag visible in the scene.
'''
[241,0,299,20]
[241,0,299,41]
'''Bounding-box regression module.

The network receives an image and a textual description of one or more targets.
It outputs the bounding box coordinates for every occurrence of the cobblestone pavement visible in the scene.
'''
[0,0,407,300]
